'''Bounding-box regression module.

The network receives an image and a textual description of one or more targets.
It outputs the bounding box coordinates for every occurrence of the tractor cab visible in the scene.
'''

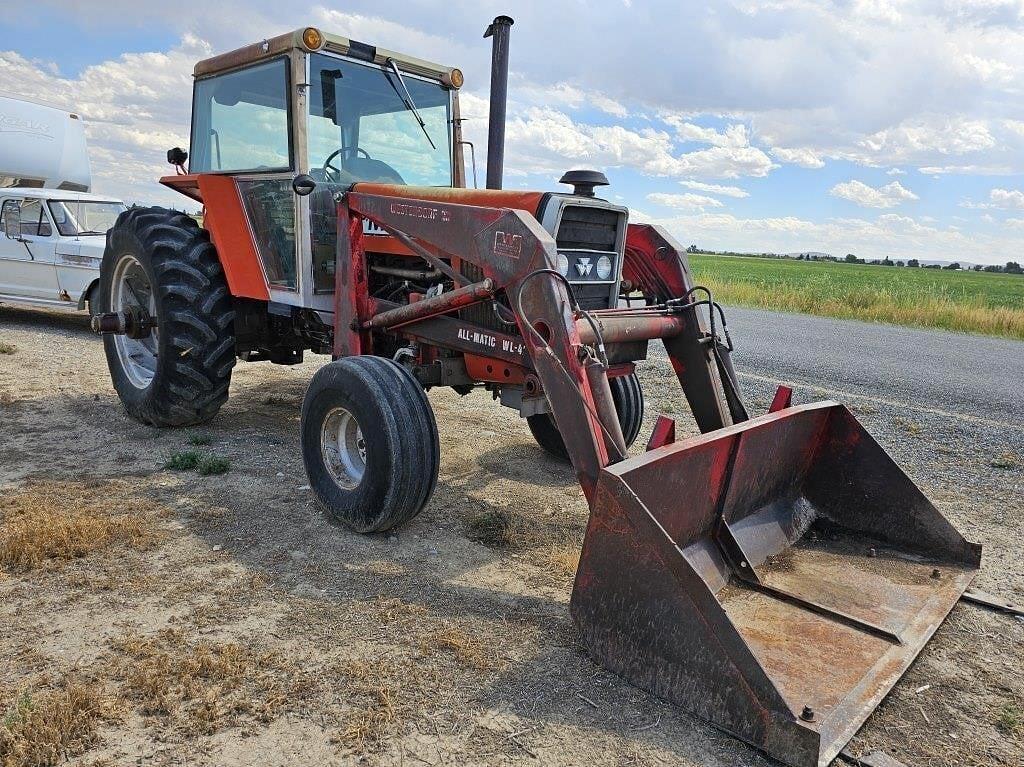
[163,27,466,311]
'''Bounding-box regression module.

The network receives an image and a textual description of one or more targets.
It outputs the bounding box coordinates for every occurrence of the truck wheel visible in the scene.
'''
[100,207,235,427]
[301,356,440,533]
[527,371,645,460]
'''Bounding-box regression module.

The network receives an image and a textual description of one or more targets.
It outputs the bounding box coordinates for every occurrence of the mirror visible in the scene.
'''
[291,174,317,196]
[2,201,22,240]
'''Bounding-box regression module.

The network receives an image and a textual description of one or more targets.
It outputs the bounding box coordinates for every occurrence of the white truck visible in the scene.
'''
[0,95,125,314]
[0,188,126,314]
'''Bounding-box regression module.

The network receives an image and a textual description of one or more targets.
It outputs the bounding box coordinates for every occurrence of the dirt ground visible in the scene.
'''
[0,305,1021,767]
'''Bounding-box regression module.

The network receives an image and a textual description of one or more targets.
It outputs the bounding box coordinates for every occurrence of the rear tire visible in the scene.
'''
[528,371,645,460]
[100,207,235,427]
[301,356,440,533]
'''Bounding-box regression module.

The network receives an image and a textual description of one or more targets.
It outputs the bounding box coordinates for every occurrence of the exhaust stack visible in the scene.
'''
[484,15,514,190]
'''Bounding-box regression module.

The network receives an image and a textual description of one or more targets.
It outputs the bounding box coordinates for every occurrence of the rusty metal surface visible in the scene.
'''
[570,402,980,767]
[961,588,1024,616]
[363,279,493,330]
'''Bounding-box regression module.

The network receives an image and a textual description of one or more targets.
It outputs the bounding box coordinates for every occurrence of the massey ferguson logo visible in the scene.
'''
[575,257,593,277]
[493,231,523,258]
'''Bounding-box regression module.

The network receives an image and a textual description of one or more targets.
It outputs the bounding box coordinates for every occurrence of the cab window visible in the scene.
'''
[190,57,292,173]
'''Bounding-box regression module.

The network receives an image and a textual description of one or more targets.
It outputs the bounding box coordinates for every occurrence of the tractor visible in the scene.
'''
[93,18,981,767]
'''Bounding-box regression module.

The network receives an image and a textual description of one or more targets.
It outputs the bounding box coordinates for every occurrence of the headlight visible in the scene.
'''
[556,253,570,276]
[596,255,613,280]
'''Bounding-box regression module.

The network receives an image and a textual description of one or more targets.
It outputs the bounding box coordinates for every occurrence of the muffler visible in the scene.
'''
[570,401,980,767]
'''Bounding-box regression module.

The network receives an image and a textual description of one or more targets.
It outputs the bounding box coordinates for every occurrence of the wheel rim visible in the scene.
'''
[321,406,366,490]
[111,253,158,390]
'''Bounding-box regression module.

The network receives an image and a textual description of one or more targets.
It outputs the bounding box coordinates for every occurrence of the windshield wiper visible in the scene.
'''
[384,58,436,150]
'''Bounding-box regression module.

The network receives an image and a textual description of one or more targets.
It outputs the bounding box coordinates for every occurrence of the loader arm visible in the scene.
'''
[341,190,615,499]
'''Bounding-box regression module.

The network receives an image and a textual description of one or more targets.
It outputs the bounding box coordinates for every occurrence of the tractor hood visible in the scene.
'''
[350,184,547,218]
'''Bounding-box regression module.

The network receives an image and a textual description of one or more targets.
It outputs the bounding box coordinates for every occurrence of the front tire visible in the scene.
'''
[301,356,440,533]
[528,371,645,460]
[100,207,235,427]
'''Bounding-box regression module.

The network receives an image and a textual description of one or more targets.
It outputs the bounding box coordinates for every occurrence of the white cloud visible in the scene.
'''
[1006,218,1024,230]
[886,167,906,175]
[830,180,919,209]
[661,116,749,148]
[496,107,776,180]
[959,187,1024,210]
[647,192,725,211]
[770,147,825,168]
[831,180,920,209]
[989,188,1024,210]
[679,180,749,198]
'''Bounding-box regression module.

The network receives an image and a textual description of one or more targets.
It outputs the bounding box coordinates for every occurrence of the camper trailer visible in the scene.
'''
[0,95,92,191]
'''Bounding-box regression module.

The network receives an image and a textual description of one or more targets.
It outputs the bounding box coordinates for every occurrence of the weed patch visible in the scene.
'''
[0,480,159,572]
[0,682,115,767]
[164,451,201,471]
[197,456,230,476]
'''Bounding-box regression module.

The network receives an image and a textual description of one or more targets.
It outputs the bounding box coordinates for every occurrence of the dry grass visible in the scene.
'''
[990,451,1021,470]
[0,682,116,767]
[464,507,584,582]
[0,342,16,355]
[464,509,514,547]
[422,624,495,670]
[107,629,311,736]
[537,540,583,580]
[334,659,409,752]
[0,480,160,573]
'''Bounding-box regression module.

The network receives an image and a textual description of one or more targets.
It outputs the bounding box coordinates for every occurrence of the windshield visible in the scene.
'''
[47,200,127,236]
[190,57,291,173]
[308,54,452,186]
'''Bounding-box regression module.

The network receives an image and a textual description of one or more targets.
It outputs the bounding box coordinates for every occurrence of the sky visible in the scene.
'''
[1,0,1023,264]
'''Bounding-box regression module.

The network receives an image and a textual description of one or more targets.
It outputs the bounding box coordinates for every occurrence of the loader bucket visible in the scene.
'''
[571,401,980,767]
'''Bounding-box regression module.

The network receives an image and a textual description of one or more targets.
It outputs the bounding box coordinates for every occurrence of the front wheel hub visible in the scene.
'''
[321,406,366,490]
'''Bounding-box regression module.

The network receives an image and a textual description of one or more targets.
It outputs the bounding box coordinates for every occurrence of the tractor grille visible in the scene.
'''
[459,201,624,329]
[556,205,619,251]
[557,205,623,311]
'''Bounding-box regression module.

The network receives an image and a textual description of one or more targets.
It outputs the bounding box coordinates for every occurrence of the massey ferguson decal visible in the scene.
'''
[575,257,593,276]
[389,201,451,223]
[493,231,523,258]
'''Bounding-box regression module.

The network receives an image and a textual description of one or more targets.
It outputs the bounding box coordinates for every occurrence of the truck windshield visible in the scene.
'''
[308,54,452,186]
[190,57,291,173]
[47,200,127,236]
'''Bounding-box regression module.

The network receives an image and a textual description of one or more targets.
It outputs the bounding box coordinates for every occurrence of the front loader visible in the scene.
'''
[93,18,980,767]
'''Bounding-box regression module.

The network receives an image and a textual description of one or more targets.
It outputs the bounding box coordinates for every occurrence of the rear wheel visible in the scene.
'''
[100,207,235,427]
[301,356,440,533]
[528,371,645,460]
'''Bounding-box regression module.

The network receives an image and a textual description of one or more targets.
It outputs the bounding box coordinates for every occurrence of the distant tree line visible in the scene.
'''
[687,245,1022,274]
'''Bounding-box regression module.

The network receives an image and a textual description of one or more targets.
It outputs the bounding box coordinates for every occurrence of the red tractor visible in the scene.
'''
[94,19,980,767]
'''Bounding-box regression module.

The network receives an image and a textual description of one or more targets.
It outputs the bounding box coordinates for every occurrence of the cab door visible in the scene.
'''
[0,197,60,301]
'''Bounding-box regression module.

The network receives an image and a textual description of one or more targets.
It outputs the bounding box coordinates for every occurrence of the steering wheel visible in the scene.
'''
[322,147,371,180]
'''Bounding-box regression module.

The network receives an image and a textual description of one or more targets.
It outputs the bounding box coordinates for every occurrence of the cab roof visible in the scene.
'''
[193,27,458,83]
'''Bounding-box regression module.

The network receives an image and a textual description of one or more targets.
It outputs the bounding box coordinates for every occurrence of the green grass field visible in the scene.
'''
[688,254,1024,340]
